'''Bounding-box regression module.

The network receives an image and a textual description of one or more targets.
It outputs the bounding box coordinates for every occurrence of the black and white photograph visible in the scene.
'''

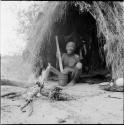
[1,1,124,124]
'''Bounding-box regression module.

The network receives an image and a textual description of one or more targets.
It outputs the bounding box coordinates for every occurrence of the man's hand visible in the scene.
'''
[76,62,82,70]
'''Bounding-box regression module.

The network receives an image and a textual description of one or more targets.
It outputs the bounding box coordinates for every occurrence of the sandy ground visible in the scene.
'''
[1,56,124,124]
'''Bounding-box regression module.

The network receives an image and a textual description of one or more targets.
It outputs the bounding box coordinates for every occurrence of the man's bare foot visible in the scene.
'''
[67,80,75,86]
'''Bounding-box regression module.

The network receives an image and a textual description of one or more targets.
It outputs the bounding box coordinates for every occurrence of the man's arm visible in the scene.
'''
[75,54,82,70]
[75,54,80,62]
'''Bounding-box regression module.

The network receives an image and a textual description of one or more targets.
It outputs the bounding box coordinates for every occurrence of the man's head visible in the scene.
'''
[66,41,76,55]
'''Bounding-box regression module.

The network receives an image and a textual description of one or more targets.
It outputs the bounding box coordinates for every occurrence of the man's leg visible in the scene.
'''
[49,65,62,76]
[48,66,73,84]
[68,63,82,86]
[62,67,74,83]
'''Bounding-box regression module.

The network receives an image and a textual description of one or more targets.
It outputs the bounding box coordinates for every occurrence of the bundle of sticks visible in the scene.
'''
[1,64,74,116]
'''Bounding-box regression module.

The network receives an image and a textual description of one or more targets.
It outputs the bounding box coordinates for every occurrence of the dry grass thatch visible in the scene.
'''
[24,1,124,79]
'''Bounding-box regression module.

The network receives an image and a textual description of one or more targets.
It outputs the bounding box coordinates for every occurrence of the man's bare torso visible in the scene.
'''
[62,53,80,68]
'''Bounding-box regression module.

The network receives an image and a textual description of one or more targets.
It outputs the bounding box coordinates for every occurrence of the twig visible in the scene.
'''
[1,79,32,88]
[105,95,122,99]
[20,100,32,112]
[28,101,33,116]
[1,92,21,98]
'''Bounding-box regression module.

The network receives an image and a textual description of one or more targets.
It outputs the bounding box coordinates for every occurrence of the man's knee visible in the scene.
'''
[76,62,82,70]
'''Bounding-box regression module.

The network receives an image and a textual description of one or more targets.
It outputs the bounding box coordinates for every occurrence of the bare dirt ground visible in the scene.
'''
[1,56,124,124]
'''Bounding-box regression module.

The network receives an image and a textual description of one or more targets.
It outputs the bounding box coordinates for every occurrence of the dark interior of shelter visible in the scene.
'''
[48,4,111,82]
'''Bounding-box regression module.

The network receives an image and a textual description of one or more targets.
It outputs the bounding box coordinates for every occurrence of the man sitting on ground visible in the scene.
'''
[56,41,82,86]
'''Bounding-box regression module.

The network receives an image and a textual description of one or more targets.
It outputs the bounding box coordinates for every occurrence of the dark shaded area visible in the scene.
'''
[47,4,108,76]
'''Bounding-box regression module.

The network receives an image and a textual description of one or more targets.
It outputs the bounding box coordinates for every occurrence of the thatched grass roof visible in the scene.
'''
[24,1,124,79]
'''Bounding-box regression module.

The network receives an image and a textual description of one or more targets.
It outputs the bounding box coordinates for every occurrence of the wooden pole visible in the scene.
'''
[55,36,63,72]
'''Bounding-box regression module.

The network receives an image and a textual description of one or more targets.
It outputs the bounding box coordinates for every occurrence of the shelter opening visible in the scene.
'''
[50,4,108,77]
